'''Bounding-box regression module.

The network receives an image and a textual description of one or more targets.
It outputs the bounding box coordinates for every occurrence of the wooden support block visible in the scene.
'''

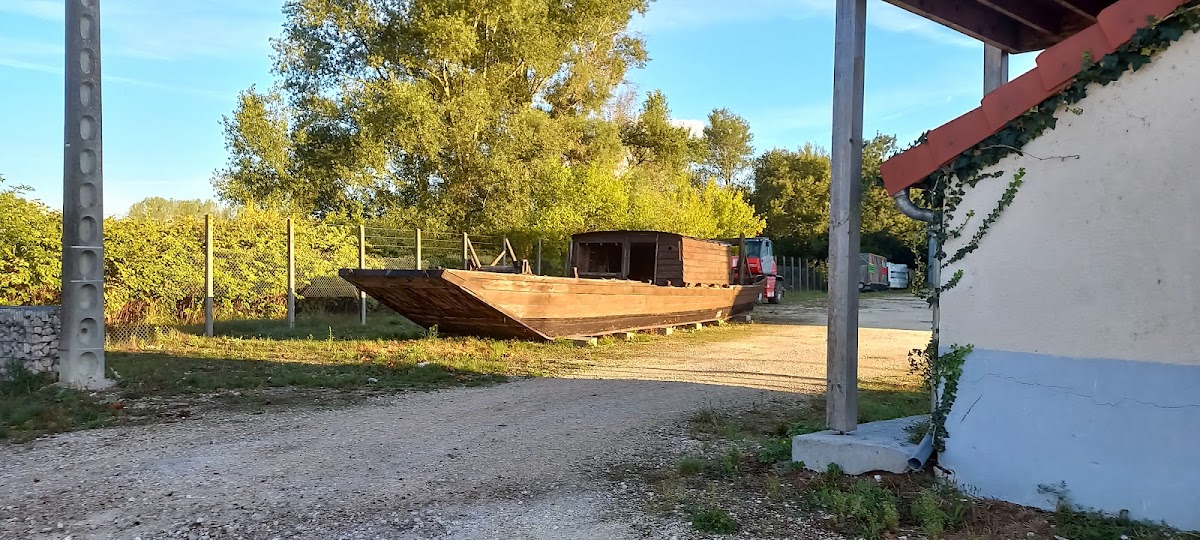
[690,322,704,331]
[563,336,598,347]
[621,332,637,341]
[652,326,674,336]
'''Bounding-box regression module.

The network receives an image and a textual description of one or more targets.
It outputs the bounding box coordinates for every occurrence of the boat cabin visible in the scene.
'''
[569,231,733,286]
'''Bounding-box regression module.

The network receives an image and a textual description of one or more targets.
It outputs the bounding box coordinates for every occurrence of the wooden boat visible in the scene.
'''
[340,231,763,341]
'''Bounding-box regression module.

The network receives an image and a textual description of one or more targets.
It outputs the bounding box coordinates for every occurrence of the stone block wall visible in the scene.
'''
[0,306,61,376]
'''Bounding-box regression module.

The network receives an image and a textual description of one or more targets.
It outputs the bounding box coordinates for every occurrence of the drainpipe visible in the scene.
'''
[893,188,939,470]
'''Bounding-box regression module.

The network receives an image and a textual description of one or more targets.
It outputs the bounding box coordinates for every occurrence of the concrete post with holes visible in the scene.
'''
[59,0,110,388]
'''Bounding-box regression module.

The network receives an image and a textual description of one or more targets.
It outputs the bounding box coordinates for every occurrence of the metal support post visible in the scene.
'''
[415,228,423,270]
[462,233,469,270]
[358,224,366,326]
[58,0,109,388]
[204,214,214,337]
[827,0,867,433]
[287,218,295,329]
[536,238,543,276]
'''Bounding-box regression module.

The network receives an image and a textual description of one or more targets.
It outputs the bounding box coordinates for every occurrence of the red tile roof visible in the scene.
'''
[880,0,1188,196]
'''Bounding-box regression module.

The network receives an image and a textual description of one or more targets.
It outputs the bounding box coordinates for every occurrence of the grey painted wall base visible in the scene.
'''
[792,415,927,475]
[939,349,1200,531]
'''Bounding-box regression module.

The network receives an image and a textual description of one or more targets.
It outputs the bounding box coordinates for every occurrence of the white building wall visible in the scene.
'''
[938,31,1200,530]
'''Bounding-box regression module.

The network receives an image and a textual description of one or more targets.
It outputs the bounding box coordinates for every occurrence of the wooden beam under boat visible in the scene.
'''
[340,268,764,341]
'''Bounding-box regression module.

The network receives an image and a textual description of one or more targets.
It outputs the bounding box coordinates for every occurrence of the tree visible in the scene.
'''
[217,0,651,228]
[701,108,754,187]
[126,197,234,221]
[748,134,926,263]
[750,145,832,257]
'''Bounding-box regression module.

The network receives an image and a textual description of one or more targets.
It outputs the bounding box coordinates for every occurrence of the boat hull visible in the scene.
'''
[339,269,763,341]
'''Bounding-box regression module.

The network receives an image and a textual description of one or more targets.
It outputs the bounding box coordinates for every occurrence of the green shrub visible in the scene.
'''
[677,457,706,476]
[911,485,968,539]
[813,478,900,540]
[691,506,738,534]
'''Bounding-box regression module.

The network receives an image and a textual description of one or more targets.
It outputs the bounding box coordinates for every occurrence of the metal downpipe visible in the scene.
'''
[893,188,939,470]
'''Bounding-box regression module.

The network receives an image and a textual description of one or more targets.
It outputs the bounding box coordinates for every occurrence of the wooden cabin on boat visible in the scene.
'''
[569,231,733,287]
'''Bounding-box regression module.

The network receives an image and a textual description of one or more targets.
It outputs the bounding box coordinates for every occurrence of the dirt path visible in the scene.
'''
[0,296,930,540]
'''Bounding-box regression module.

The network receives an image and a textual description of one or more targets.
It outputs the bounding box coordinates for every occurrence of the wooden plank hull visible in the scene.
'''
[339,269,763,341]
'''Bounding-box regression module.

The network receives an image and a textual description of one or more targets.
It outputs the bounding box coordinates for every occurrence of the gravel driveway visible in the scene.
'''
[0,295,930,540]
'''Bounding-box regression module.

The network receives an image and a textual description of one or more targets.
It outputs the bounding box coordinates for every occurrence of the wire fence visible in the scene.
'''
[100,216,830,342]
[778,257,829,292]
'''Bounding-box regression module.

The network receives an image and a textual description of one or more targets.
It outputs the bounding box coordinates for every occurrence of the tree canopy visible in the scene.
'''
[215,0,763,240]
[126,197,234,221]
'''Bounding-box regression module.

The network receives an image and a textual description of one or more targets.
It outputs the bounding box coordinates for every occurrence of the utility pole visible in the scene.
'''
[59,0,109,388]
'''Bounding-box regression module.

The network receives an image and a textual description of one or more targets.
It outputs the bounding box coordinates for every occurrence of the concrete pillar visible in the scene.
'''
[59,0,110,388]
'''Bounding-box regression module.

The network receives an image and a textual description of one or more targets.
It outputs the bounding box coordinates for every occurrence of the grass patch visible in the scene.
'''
[691,506,739,534]
[6,313,754,442]
[677,457,706,476]
[1040,484,1189,540]
[0,364,122,442]
[813,469,901,539]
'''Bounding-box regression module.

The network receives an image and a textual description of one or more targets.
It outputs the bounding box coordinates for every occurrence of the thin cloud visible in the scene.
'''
[1,0,282,61]
[0,57,231,101]
[671,118,707,137]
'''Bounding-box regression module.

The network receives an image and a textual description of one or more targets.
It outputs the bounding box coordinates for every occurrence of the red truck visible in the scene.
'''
[729,237,785,304]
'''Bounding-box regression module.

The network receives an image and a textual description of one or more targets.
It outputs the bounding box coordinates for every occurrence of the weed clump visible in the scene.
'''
[691,506,738,534]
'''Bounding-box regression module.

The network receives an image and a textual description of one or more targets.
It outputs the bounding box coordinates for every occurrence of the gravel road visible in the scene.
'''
[0,295,930,540]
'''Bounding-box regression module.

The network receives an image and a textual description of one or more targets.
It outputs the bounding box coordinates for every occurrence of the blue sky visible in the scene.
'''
[0,0,1036,215]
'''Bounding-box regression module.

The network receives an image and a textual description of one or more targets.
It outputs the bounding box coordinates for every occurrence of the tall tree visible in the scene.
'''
[126,197,233,221]
[217,0,650,229]
[701,108,754,187]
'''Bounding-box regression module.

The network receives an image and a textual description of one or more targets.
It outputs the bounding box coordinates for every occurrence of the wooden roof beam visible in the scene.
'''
[881,0,1024,53]
[976,0,1068,36]
[1051,0,1107,21]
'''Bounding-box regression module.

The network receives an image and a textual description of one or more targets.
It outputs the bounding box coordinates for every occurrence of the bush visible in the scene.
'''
[691,506,738,534]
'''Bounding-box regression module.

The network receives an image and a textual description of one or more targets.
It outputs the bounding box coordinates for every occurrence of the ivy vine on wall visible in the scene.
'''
[908,2,1200,454]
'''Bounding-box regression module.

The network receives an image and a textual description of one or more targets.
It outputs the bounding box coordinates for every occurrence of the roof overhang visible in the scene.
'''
[882,0,1120,53]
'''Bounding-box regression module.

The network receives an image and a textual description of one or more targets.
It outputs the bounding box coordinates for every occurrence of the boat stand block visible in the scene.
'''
[562,337,598,347]
[652,327,674,336]
[792,415,928,475]
[732,314,752,324]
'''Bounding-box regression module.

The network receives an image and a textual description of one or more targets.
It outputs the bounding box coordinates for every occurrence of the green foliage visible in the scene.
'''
[0,193,358,327]
[701,108,755,187]
[911,485,969,540]
[813,478,901,540]
[677,456,707,476]
[908,341,972,452]
[126,197,234,220]
[690,506,739,534]
[750,135,925,262]
[214,0,761,241]
[0,176,62,304]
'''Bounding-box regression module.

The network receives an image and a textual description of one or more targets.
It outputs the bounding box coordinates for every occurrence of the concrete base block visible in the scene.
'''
[562,337,598,347]
[732,314,752,324]
[792,415,927,475]
[652,327,674,336]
